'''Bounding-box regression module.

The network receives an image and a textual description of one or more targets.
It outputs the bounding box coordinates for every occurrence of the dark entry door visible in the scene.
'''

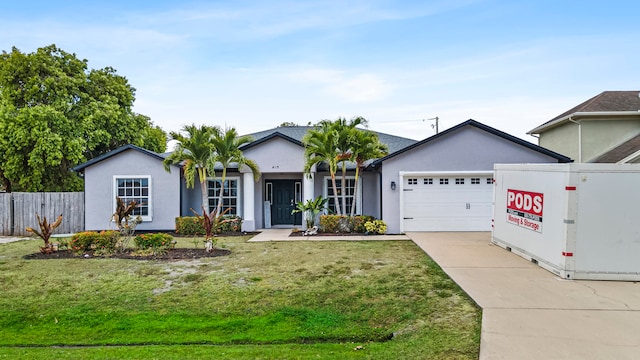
[271,180,301,225]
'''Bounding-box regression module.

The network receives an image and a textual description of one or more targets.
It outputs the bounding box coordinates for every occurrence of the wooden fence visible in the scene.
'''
[0,192,84,236]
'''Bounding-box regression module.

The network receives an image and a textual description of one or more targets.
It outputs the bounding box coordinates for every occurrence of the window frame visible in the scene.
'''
[207,176,241,216]
[113,175,152,222]
[323,176,362,215]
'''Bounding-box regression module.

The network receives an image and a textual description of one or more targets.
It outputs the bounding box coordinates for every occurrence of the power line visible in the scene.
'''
[375,117,439,133]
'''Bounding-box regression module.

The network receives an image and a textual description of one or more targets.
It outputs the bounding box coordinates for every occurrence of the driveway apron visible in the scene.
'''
[408,232,640,360]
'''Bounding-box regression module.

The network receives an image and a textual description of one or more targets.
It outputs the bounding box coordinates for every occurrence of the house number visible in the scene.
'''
[272,165,279,169]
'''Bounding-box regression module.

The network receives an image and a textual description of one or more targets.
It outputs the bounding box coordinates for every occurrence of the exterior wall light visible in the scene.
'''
[390,181,396,190]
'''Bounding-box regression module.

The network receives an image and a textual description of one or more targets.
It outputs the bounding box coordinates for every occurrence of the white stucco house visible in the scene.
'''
[73,119,571,234]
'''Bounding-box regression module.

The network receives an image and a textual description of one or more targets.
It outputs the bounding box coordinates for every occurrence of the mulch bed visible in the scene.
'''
[289,231,364,237]
[23,248,231,261]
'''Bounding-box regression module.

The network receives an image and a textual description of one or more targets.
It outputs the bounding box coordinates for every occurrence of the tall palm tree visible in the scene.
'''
[302,121,342,215]
[349,130,388,216]
[332,116,366,215]
[163,124,219,210]
[209,127,261,215]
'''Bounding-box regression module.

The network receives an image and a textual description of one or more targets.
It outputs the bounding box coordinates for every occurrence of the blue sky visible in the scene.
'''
[1,1,638,142]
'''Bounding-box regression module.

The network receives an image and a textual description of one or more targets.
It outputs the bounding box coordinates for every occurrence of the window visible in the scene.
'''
[455,178,465,185]
[424,178,433,185]
[265,182,273,205]
[471,178,480,184]
[208,178,239,215]
[325,177,360,215]
[439,178,449,185]
[407,178,417,185]
[295,182,302,203]
[486,178,493,184]
[114,176,151,220]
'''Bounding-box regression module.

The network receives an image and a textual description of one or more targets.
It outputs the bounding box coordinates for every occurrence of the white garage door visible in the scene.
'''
[402,175,493,232]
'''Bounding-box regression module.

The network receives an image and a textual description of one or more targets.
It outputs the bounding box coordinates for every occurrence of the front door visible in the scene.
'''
[270,180,302,225]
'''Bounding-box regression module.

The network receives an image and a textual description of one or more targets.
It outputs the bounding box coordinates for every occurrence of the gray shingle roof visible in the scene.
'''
[243,125,417,154]
[529,91,640,134]
[370,119,572,168]
[72,144,171,172]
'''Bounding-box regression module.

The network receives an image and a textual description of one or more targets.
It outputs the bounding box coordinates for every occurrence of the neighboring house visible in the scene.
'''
[528,91,640,163]
[73,120,570,233]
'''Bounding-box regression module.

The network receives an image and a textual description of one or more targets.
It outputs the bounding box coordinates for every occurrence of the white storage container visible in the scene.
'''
[492,163,640,281]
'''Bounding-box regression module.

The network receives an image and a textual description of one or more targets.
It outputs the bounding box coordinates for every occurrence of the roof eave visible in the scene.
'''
[528,111,640,135]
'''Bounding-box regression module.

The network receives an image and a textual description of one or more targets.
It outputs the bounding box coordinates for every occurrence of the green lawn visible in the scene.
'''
[0,235,481,359]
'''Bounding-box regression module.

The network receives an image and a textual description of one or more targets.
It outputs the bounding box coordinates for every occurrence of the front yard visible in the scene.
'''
[0,235,480,359]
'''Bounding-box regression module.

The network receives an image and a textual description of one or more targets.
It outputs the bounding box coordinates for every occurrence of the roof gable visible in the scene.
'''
[72,144,170,172]
[370,119,571,168]
[529,91,640,134]
[241,125,417,154]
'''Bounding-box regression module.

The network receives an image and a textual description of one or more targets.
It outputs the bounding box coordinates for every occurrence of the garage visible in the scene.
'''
[371,120,573,234]
[400,172,494,232]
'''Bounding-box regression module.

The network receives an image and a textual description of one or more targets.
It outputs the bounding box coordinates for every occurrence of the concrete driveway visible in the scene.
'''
[408,232,640,360]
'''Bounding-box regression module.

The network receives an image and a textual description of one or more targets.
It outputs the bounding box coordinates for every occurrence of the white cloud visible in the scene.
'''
[289,67,392,102]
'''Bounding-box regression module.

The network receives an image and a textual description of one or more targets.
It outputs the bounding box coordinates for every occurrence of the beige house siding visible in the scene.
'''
[538,124,579,161]
[581,120,640,162]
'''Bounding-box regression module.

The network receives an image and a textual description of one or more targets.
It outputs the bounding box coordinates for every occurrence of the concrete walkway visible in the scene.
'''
[0,236,31,244]
[409,232,640,360]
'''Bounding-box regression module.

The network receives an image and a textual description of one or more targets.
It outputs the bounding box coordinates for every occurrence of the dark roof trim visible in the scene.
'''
[72,144,172,172]
[240,131,303,150]
[369,119,572,168]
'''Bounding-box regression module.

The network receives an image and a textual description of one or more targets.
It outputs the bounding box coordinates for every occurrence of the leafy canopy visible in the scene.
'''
[0,44,166,192]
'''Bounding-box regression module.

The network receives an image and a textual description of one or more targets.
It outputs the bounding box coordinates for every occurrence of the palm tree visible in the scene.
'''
[332,116,367,215]
[163,124,219,210]
[209,127,260,215]
[302,121,342,215]
[349,130,388,216]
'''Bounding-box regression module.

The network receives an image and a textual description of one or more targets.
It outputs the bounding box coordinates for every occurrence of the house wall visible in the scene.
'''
[538,124,579,160]
[581,119,640,162]
[381,126,565,234]
[538,118,640,162]
[84,150,180,231]
[243,137,306,173]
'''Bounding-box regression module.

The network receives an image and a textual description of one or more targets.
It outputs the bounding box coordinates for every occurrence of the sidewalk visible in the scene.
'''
[408,232,640,360]
[0,236,31,244]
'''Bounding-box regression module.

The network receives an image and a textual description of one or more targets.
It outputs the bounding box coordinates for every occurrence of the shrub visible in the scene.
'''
[218,215,243,233]
[319,215,342,233]
[69,231,120,254]
[365,220,387,235]
[134,233,175,254]
[175,217,206,236]
[352,215,375,233]
[175,216,243,235]
[93,231,120,255]
[320,215,377,233]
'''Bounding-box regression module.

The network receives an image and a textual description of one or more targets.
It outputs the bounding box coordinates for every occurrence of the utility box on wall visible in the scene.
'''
[492,163,640,281]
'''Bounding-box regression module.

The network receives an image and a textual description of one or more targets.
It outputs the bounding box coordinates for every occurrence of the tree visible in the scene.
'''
[209,128,260,216]
[163,124,219,210]
[349,130,388,216]
[278,121,299,127]
[302,121,342,215]
[0,44,165,192]
[330,117,366,215]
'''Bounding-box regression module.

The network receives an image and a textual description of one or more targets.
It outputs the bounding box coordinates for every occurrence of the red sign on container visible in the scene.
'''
[506,189,543,232]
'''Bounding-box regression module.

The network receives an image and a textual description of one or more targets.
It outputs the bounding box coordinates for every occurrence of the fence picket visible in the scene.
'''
[0,192,84,236]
